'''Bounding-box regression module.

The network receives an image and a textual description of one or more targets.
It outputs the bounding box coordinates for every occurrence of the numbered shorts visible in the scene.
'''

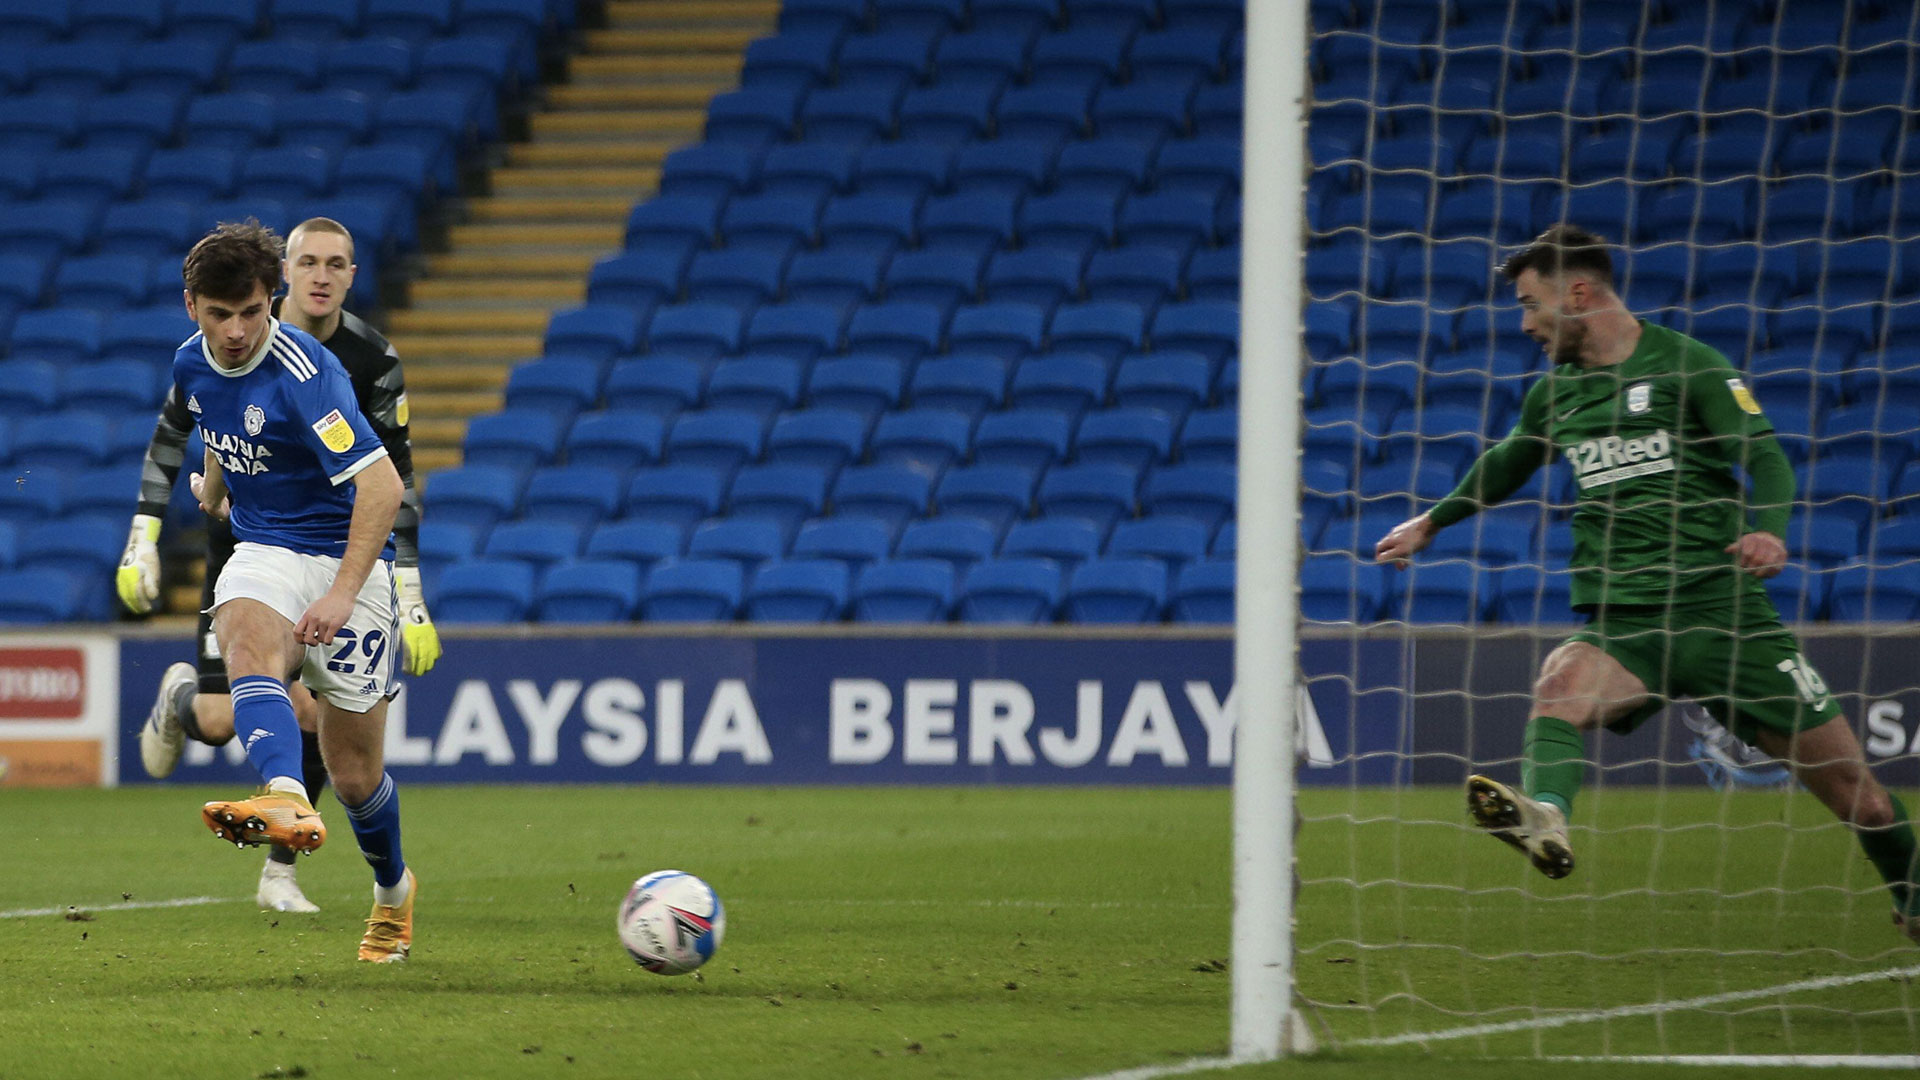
[210,542,399,714]
[1569,600,1841,745]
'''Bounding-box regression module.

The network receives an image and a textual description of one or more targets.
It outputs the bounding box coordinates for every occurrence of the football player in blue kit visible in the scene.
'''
[173,221,417,963]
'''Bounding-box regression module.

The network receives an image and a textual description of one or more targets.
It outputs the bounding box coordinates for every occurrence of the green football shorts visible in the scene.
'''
[1567,599,1842,745]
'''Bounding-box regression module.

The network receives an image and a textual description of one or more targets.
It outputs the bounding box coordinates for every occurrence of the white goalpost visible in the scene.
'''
[1230,0,1311,1062]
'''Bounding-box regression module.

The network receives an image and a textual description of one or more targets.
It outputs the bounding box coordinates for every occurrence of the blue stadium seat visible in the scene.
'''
[1829,563,1920,623]
[687,518,786,568]
[624,464,728,531]
[462,409,564,471]
[83,91,185,153]
[544,306,641,364]
[705,86,806,145]
[1077,407,1175,470]
[972,0,1061,35]
[1052,301,1149,363]
[973,406,1072,470]
[745,558,851,621]
[1093,78,1198,142]
[563,410,667,472]
[853,558,954,621]
[328,37,417,96]
[1113,351,1213,418]
[1020,192,1118,255]
[846,301,948,361]
[144,147,238,202]
[897,515,1001,569]
[0,569,83,623]
[417,522,479,590]
[665,409,766,474]
[659,142,763,201]
[183,92,277,151]
[240,146,335,203]
[1106,516,1208,566]
[910,355,1008,418]
[742,303,843,361]
[855,141,954,200]
[1169,556,1231,621]
[1000,517,1102,568]
[985,249,1085,309]
[884,250,987,312]
[760,141,861,200]
[764,408,869,471]
[646,303,748,359]
[1065,557,1166,623]
[729,462,832,533]
[424,465,524,532]
[1489,565,1576,625]
[228,39,322,95]
[95,199,195,258]
[936,464,1039,532]
[1037,462,1139,533]
[640,558,744,621]
[792,516,895,568]
[1030,24,1132,85]
[0,92,82,154]
[585,519,686,568]
[686,249,788,309]
[373,90,480,186]
[505,359,602,421]
[15,518,121,602]
[779,0,868,33]
[0,469,63,526]
[948,301,1049,360]
[836,28,940,93]
[0,363,60,416]
[933,27,1035,88]
[0,202,102,264]
[873,0,967,33]
[122,40,226,96]
[957,557,1061,623]
[101,306,192,356]
[1396,560,1490,624]
[279,92,378,159]
[996,83,1094,141]
[954,138,1059,200]
[587,250,690,316]
[603,358,705,417]
[1150,300,1237,366]
[520,465,624,529]
[535,559,642,623]
[64,359,162,413]
[25,40,127,97]
[483,520,584,567]
[899,83,1003,145]
[54,255,153,310]
[817,193,919,258]
[869,407,975,474]
[832,462,935,531]
[1141,463,1234,530]
[920,191,1022,260]
[434,558,536,622]
[269,0,364,39]
[11,413,110,468]
[1084,246,1184,310]
[719,192,823,253]
[743,31,843,92]
[1297,553,1383,623]
[806,356,906,419]
[10,309,102,363]
[365,0,457,44]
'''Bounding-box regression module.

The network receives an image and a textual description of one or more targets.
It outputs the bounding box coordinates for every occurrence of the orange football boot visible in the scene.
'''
[201,789,327,853]
[358,869,417,964]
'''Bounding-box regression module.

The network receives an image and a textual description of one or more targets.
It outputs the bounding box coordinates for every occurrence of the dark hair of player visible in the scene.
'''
[1500,224,1615,288]
[183,219,285,302]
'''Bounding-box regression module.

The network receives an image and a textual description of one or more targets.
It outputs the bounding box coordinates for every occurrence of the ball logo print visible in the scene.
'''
[617,870,724,976]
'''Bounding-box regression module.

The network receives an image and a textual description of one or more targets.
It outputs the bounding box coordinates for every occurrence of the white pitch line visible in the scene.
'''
[1352,963,1920,1049]
[1069,1056,1238,1080]
[0,895,237,920]
[1548,1056,1920,1069]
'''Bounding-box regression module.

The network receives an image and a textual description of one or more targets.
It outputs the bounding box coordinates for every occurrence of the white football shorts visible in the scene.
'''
[211,541,400,713]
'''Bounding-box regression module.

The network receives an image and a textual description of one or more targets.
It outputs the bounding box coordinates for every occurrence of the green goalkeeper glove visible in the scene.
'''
[116,514,162,614]
[393,565,441,676]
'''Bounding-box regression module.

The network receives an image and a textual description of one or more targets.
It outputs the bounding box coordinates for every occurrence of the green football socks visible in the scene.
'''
[1857,793,1919,916]
[1521,716,1585,818]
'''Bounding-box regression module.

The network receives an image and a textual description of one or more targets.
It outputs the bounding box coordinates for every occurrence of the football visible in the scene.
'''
[617,870,725,975]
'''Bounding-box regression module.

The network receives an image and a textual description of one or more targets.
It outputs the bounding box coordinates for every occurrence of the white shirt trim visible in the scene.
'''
[202,317,279,378]
[330,445,390,486]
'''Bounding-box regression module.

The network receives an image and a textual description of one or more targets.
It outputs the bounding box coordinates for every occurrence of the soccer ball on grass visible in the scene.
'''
[617,870,725,975]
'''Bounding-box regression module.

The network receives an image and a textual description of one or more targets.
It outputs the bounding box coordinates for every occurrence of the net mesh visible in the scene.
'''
[1291,0,1920,1057]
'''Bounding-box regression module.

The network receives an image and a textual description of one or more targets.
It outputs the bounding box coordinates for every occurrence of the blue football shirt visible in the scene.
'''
[172,318,395,559]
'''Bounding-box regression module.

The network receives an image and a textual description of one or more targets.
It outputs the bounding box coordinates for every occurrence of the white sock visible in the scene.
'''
[374,872,412,909]
[266,776,310,803]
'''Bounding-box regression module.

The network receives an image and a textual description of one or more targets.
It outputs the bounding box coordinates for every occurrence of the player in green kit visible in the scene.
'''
[1373,225,1919,942]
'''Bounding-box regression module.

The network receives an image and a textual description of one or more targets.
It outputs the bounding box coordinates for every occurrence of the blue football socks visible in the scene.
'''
[343,772,408,893]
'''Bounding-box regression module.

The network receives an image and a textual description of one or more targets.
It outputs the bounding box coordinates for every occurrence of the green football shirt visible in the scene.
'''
[1433,321,1785,610]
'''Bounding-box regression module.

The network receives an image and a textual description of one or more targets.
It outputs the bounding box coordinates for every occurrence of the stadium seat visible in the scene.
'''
[869,408,974,474]
[83,91,186,154]
[366,0,457,45]
[836,28,940,93]
[728,462,832,534]
[1298,554,1385,623]
[816,194,920,258]
[1000,517,1103,568]
[647,303,750,359]
[873,0,967,34]
[1112,352,1214,419]
[533,559,642,623]
[791,516,895,569]
[424,465,524,531]
[1076,407,1174,470]
[54,255,153,310]
[1106,517,1209,567]
[1036,463,1139,533]
[721,192,824,252]
[0,468,63,526]
[9,309,102,363]
[764,408,869,472]
[933,27,1035,88]
[973,407,1073,470]
[0,569,82,623]
[434,559,536,622]
[745,558,851,621]
[705,86,806,145]
[854,141,954,200]
[852,558,954,621]
[954,138,1059,199]
[620,197,723,268]
[1829,563,1920,623]
[832,463,935,532]
[1168,556,1232,622]
[637,558,744,621]
[624,465,728,531]
[664,409,766,474]
[846,302,948,362]
[935,464,1039,532]
[1141,463,1235,530]
[885,251,987,312]
[957,557,1062,623]
[897,515,1002,571]
[1150,301,1238,366]
[1019,193,1118,255]
[183,92,278,151]
[659,142,762,201]
[462,409,564,471]
[483,520,583,568]
[743,31,842,91]
[921,192,1022,261]
[514,465,623,530]
[587,250,690,316]
[688,247,789,309]
[760,141,861,201]
[0,92,82,155]
[1052,301,1150,363]
[909,356,1008,419]
[65,359,163,413]
[1084,246,1185,310]
[545,305,642,364]
[972,0,1061,35]
[559,410,665,474]
[228,40,322,95]
[687,518,786,569]
[948,302,1049,361]
[705,359,804,420]
[96,199,196,258]
[0,363,60,417]
[505,359,602,421]
[603,358,705,418]
[0,257,51,313]
[1064,557,1167,623]
[986,249,1085,310]
[584,519,686,568]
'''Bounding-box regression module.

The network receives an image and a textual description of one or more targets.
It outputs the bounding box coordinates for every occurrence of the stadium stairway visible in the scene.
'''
[391,0,777,473]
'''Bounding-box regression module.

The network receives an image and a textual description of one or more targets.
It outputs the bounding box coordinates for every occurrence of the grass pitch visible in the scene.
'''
[0,785,1914,1080]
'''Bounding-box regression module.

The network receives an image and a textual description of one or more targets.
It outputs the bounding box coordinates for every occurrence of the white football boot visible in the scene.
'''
[1466,775,1575,879]
[257,859,321,913]
[139,662,196,779]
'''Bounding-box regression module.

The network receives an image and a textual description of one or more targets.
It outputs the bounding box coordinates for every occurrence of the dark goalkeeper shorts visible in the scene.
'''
[196,516,237,695]
[1568,599,1842,746]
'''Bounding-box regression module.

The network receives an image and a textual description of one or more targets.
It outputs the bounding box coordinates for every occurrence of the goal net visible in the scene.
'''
[1286,0,1920,1059]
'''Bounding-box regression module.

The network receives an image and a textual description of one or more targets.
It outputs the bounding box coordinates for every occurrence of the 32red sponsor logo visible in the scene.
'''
[0,648,85,719]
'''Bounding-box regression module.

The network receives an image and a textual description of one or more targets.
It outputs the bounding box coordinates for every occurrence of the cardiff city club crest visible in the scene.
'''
[244,404,266,436]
